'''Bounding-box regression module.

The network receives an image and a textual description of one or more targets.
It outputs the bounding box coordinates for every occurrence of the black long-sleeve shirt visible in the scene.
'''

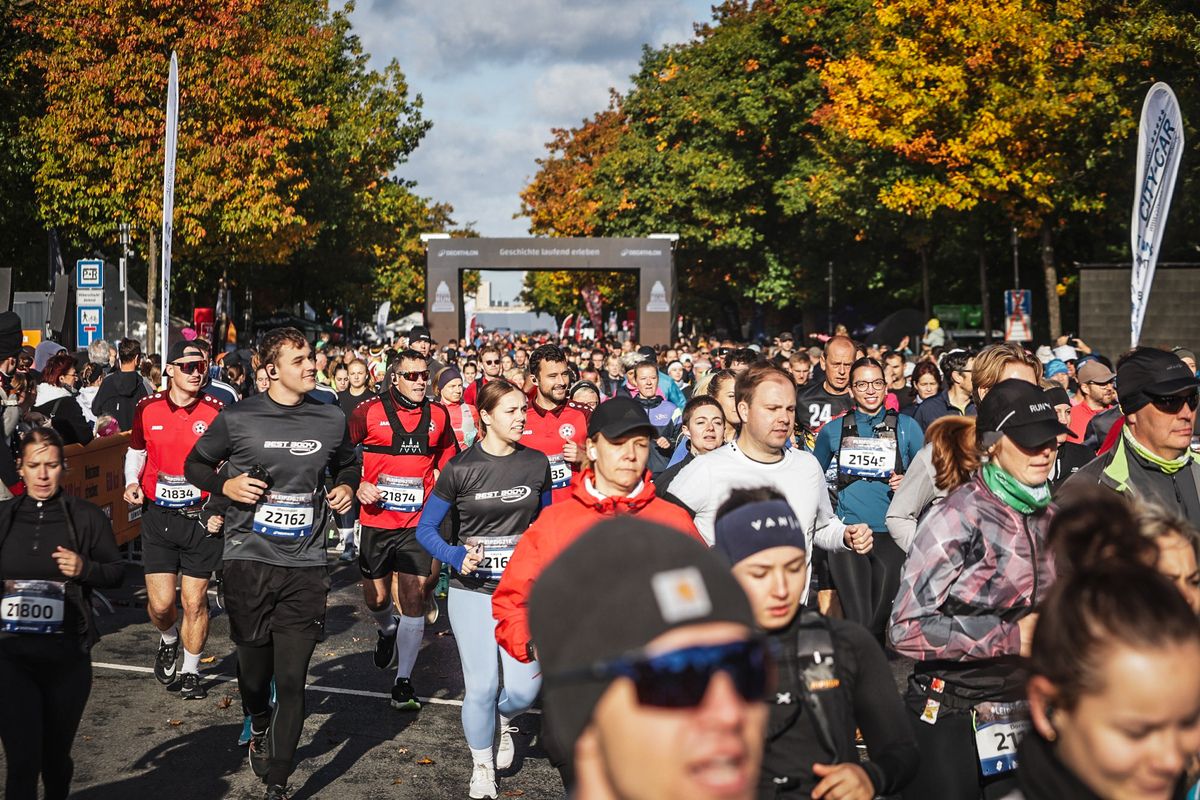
[0,492,123,644]
[184,392,359,568]
[761,613,919,797]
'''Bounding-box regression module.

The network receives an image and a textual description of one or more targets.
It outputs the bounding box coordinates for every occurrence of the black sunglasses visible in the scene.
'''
[1149,392,1200,414]
[399,370,430,382]
[549,638,771,709]
[172,360,208,375]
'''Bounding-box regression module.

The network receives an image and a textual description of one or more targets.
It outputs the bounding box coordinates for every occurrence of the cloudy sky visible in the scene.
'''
[343,0,715,302]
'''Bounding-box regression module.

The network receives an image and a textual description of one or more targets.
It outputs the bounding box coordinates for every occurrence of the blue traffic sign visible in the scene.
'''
[77,306,103,347]
[76,259,104,289]
[1004,289,1031,317]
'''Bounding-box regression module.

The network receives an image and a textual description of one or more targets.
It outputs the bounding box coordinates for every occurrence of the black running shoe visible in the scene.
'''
[390,677,421,711]
[373,628,398,670]
[154,639,179,685]
[179,672,207,700]
[265,784,290,800]
[248,727,271,778]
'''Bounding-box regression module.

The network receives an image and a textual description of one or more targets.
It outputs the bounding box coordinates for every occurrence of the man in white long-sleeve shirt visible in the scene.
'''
[666,362,873,601]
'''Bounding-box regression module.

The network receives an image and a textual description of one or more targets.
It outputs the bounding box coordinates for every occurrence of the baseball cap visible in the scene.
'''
[167,340,204,364]
[1172,346,1197,364]
[587,396,654,439]
[977,378,1071,449]
[409,326,433,343]
[636,345,657,361]
[1043,359,1069,379]
[1117,347,1200,414]
[1077,360,1115,385]
[1053,345,1078,362]
[1034,345,1055,365]
[530,519,755,749]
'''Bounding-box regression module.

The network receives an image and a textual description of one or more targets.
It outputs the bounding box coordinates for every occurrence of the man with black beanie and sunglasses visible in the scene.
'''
[530,518,767,800]
[1062,347,1200,524]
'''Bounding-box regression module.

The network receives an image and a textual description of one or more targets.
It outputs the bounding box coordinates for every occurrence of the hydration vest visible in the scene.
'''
[363,394,433,456]
[834,409,905,491]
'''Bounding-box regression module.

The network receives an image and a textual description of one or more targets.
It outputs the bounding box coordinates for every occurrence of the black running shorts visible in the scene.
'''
[358,526,432,580]
[222,559,330,646]
[140,503,223,579]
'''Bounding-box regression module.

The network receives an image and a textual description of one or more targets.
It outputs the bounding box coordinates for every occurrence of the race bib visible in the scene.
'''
[548,455,572,490]
[463,535,521,581]
[838,437,897,479]
[378,474,425,513]
[973,701,1031,777]
[253,491,315,540]
[154,473,202,508]
[1,579,66,634]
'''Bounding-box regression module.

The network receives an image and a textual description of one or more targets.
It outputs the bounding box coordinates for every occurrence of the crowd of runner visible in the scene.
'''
[0,312,1198,800]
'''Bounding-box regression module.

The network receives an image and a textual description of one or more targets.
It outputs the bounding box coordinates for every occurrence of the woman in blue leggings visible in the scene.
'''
[416,379,551,800]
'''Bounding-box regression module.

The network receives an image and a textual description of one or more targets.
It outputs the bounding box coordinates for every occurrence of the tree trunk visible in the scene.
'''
[979,246,992,343]
[920,246,931,322]
[1040,221,1061,341]
[146,230,157,353]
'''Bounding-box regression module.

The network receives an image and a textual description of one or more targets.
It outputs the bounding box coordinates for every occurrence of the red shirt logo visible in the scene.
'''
[192,421,208,436]
[559,423,576,440]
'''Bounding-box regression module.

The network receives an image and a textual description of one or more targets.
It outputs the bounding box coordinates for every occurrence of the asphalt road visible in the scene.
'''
[0,554,563,800]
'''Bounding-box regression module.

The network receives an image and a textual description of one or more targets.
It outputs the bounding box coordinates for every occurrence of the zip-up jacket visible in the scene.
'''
[889,473,1055,698]
[492,472,702,662]
[1060,433,1200,526]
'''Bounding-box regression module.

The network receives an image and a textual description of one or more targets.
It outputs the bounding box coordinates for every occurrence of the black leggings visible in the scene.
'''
[238,633,318,787]
[0,638,92,800]
[901,708,1017,800]
[828,532,907,641]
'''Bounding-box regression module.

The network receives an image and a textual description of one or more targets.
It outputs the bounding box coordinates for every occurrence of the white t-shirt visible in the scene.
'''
[668,440,848,599]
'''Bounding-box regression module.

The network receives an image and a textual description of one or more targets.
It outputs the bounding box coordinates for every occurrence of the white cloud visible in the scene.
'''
[531,62,623,123]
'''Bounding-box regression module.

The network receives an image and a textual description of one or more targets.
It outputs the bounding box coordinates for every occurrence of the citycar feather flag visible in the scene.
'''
[160,52,180,355]
[1131,82,1183,347]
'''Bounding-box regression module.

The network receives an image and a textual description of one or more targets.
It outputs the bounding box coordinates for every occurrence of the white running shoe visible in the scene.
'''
[469,762,497,799]
[496,725,518,770]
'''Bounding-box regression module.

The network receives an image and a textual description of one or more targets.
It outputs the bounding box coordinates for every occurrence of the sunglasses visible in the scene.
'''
[399,370,430,382]
[550,638,771,709]
[1149,392,1200,414]
[172,360,208,375]
[483,359,500,365]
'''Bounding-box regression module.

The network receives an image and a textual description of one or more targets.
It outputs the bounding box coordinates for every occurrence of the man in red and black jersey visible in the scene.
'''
[462,344,503,407]
[521,344,590,503]
[348,350,458,710]
[123,340,224,699]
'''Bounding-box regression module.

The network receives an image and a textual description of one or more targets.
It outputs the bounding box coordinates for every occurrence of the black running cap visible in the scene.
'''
[978,378,1070,449]
[1117,347,1200,414]
[586,396,653,439]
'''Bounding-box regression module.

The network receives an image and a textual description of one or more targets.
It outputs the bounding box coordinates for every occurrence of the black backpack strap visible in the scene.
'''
[363,394,432,456]
[794,610,853,763]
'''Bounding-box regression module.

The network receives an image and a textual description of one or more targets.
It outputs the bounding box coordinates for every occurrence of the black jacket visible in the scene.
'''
[1060,433,1200,527]
[90,370,149,431]
[33,393,93,446]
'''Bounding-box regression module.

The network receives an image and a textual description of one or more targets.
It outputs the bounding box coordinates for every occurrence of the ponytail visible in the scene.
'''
[926,416,978,492]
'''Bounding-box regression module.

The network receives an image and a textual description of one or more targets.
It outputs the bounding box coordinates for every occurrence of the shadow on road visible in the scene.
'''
[72,723,244,799]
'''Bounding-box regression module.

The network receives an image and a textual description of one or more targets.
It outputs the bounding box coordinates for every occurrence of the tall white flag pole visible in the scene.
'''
[160,52,179,357]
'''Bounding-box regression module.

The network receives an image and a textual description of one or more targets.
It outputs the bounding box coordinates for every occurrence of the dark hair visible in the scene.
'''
[912,360,942,392]
[734,362,793,409]
[706,369,736,398]
[716,486,786,521]
[883,351,905,366]
[79,362,105,386]
[529,344,567,378]
[19,426,65,462]
[476,379,521,430]
[258,327,309,368]
[939,350,973,387]
[633,360,658,377]
[1032,487,1200,710]
[849,356,883,382]
[42,352,76,386]
[682,394,724,426]
[728,348,759,369]
[118,337,141,364]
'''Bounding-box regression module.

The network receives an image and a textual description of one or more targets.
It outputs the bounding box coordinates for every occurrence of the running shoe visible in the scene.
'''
[390,677,421,711]
[338,544,357,563]
[424,594,439,625]
[468,763,498,799]
[248,727,271,778]
[154,639,179,685]
[179,672,207,700]
[496,725,519,771]
[265,784,291,800]
[373,628,398,670]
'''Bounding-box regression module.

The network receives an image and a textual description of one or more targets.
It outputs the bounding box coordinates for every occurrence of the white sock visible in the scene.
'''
[339,528,354,546]
[372,605,398,634]
[394,614,424,680]
[470,746,494,767]
[160,624,179,644]
[499,714,513,731]
[181,648,202,675]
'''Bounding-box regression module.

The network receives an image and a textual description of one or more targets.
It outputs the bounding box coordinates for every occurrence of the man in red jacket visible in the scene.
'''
[493,396,702,665]
[521,344,590,503]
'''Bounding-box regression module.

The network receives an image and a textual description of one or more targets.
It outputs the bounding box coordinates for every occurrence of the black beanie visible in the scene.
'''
[529,518,754,750]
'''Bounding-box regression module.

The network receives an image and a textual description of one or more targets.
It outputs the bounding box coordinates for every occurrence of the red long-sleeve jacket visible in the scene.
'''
[492,470,702,662]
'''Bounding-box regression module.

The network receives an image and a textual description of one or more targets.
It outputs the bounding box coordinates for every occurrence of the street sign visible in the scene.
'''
[76,288,103,307]
[77,306,103,347]
[76,259,104,289]
[1004,289,1032,342]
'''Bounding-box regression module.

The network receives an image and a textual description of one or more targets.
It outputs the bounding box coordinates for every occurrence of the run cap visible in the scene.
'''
[530,518,754,749]
[1117,347,1200,414]
[409,325,433,344]
[587,396,654,440]
[1044,385,1072,409]
[1077,360,1115,385]
[1043,359,1069,379]
[714,499,807,566]
[0,311,21,359]
[978,378,1070,449]
[167,340,204,364]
